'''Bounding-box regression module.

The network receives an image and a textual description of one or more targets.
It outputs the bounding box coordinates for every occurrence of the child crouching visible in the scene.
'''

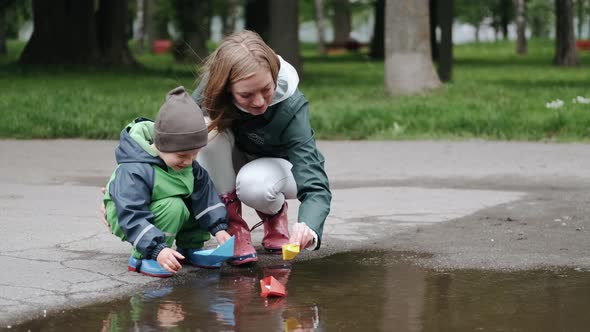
[103,86,231,277]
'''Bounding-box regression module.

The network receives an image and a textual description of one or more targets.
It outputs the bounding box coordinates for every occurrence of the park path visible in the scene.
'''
[2,139,590,326]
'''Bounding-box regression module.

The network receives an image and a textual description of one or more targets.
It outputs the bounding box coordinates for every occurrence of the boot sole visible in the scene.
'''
[263,247,283,254]
[230,253,258,266]
[128,266,173,278]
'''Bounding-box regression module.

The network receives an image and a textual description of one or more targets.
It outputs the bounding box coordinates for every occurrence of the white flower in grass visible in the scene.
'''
[545,99,564,109]
[572,96,590,104]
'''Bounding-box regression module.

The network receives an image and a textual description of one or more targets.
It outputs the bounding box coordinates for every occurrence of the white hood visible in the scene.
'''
[269,55,300,106]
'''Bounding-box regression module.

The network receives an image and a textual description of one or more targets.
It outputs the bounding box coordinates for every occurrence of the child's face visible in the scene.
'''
[159,148,200,171]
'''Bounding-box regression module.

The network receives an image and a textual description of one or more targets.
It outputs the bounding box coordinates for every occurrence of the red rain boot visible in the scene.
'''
[221,190,258,265]
[254,202,290,254]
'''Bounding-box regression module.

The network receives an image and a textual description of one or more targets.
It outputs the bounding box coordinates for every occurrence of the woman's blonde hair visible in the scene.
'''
[198,30,280,132]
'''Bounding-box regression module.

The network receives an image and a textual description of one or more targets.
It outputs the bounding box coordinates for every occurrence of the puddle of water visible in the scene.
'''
[13,251,590,331]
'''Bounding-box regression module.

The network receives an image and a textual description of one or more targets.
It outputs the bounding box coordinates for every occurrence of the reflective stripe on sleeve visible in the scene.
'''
[195,203,225,220]
[133,224,155,247]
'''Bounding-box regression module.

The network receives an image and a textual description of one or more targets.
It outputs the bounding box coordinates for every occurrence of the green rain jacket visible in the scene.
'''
[103,118,228,259]
[193,57,331,248]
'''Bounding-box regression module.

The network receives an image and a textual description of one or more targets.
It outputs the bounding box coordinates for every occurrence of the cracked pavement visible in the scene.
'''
[2,140,590,326]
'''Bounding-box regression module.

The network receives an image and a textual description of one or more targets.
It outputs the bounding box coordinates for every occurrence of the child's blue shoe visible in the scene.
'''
[128,256,173,278]
[178,236,235,269]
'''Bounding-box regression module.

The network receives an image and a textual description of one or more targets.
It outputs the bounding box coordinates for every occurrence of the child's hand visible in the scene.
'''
[156,248,184,273]
[214,230,231,245]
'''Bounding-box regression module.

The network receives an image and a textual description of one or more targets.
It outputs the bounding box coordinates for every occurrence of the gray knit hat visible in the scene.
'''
[154,86,208,152]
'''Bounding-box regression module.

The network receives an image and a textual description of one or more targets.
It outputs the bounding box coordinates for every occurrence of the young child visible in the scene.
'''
[103,86,231,278]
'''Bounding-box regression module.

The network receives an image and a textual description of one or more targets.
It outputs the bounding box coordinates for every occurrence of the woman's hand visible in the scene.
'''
[289,222,315,250]
[100,187,110,230]
[214,230,232,245]
[156,248,184,273]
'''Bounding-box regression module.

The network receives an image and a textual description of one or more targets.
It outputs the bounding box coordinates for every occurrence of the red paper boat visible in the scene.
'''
[260,276,286,298]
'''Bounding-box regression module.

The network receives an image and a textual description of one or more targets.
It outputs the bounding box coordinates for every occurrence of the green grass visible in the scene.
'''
[1,39,589,140]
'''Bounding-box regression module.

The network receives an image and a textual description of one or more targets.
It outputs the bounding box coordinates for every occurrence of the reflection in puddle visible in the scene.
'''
[14,251,590,331]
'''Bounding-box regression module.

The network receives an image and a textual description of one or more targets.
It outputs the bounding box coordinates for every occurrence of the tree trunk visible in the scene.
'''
[222,0,239,37]
[370,0,385,59]
[269,0,302,75]
[531,16,545,38]
[500,0,511,40]
[437,0,453,82]
[576,0,584,38]
[245,0,270,42]
[515,0,527,55]
[0,10,6,55]
[145,0,161,49]
[475,25,480,42]
[20,0,137,66]
[97,0,137,66]
[135,0,146,54]
[315,0,326,55]
[19,0,100,65]
[332,0,351,45]
[554,0,579,66]
[385,0,441,96]
[429,0,439,61]
[172,0,210,63]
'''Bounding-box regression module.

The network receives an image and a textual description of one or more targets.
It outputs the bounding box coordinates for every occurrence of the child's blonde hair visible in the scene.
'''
[198,30,280,132]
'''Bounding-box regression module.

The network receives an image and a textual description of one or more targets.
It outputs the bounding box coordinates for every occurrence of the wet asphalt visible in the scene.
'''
[1,139,590,326]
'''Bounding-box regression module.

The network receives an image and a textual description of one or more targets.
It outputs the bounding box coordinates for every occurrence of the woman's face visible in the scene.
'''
[231,69,275,116]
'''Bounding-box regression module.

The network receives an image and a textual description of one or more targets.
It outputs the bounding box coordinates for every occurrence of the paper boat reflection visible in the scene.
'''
[192,236,235,268]
[260,276,286,297]
[282,244,300,260]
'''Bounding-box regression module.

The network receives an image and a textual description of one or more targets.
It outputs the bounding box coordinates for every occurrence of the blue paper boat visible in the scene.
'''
[191,236,235,268]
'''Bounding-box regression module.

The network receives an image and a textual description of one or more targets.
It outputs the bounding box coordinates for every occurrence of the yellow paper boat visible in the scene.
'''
[282,244,300,260]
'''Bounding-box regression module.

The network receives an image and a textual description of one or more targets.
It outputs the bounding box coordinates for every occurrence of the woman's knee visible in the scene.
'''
[236,158,296,214]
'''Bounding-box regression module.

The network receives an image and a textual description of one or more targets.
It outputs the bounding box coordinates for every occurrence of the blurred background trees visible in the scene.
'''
[0,0,31,55]
[0,0,587,90]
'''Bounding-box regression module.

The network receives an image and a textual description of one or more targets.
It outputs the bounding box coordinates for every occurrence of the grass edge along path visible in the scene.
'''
[1,39,589,141]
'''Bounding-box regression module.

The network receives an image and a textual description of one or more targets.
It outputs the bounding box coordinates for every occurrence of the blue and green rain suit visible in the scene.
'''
[103,118,228,260]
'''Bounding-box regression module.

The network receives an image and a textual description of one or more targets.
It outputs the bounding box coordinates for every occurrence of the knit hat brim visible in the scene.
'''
[154,127,208,152]
[154,86,208,152]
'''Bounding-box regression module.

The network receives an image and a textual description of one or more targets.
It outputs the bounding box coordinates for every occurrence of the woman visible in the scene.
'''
[194,30,331,265]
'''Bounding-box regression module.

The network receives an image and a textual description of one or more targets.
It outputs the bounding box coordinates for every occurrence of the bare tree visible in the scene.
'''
[385,0,441,96]
[370,0,385,59]
[245,0,302,74]
[172,0,210,63]
[576,0,586,38]
[437,0,454,82]
[245,0,270,42]
[332,0,351,45]
[269,0,301,74]
[554,0,579,66]
[96,0,137,65]
[515,0,527,55]
[315,0,326,55]
[145,0,161,49]
[135,0,147,54]
[0,5,8,55]
[20,0,136,66]
[221,0,240,36]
